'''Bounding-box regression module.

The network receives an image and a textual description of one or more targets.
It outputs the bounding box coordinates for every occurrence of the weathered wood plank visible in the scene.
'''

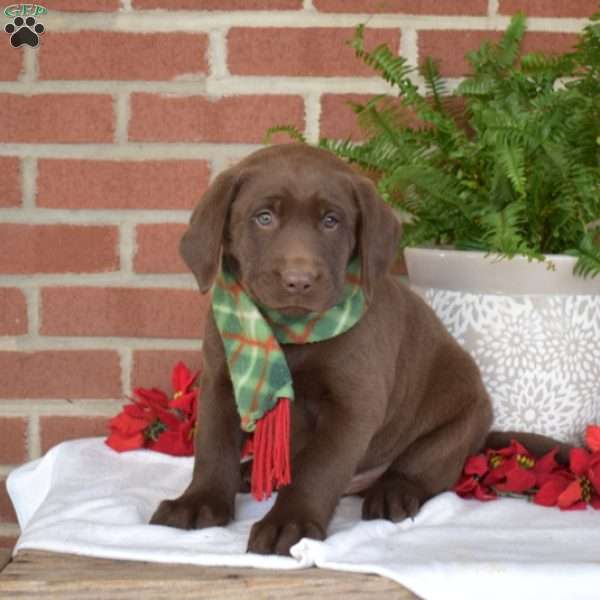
[0,551,419,599]
[0,549,12,573]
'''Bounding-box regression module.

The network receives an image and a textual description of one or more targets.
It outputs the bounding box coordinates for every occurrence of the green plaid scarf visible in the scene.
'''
[212,258,365,432]
[211,258,366,500]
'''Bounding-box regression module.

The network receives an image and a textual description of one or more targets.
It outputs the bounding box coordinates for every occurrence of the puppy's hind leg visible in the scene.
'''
[362,390,492,522]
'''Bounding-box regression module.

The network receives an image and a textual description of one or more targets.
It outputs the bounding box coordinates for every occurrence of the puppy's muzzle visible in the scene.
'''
[281,269,316,295]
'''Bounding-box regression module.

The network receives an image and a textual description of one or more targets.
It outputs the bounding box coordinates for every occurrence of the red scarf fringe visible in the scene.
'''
[249,397,291,501]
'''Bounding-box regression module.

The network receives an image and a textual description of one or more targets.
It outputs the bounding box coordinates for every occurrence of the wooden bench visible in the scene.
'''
[0,549,419,599]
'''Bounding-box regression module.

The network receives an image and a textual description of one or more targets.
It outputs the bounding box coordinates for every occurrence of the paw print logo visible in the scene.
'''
[5,16,44,48]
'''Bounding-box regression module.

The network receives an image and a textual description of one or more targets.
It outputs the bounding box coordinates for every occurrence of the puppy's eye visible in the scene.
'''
[322,213,339,230]
[254,210,274,227]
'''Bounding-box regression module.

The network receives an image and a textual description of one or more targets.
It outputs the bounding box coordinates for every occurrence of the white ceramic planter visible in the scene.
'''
[405,247,600,445]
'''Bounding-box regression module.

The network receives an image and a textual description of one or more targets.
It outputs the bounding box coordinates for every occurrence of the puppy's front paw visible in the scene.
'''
[150,493,233,530]
[362,475,426,522]
[247,512,325,556]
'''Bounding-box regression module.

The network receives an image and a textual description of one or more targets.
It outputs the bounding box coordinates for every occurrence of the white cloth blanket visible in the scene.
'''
[8,437,600,600]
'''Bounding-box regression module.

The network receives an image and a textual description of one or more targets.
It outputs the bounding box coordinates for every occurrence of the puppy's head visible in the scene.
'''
[180,144,400,312]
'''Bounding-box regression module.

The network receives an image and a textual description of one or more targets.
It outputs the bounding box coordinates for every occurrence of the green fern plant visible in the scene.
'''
[267,12,600,278]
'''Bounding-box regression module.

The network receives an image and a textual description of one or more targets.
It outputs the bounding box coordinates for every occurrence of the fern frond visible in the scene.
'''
[420,57,447,114]
[384,164,477,218]
[347,25,461,134]
[480,203,532,256]
[318,138,366,163]
[497,12,526,67]
[521,52,575,78]
[497,143,526,196]
[455,76,496,97]
[350,97,411,150]
[347,25,414,90]
[264,125,306,144]
[566,231,600,279]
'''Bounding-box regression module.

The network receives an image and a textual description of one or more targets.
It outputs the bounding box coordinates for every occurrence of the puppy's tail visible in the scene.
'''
[484,431,573,466]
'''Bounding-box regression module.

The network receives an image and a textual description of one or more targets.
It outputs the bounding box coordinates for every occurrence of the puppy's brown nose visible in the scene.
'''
[281,270,314,294]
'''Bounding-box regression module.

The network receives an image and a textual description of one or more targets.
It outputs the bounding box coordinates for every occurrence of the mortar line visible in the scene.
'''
[114,92,130,145]
[0,142,263,160]
[33,12,587,31]
[208,28,228,79]
[0,77,409,95]
[0,336,204,350]
[0,400,128,417]
[400,27,418,67]
[0,398,185,419]
[21,46,37,83]
[27,413,41,460]
[119,221,136,274]
[23,287,40,337]
[0,208,192,224]
[304,92,321,145]
[20,157,36,210]
[0,273,197,286]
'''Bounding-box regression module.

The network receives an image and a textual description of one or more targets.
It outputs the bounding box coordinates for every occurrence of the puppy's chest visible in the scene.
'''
[281,343,329,429]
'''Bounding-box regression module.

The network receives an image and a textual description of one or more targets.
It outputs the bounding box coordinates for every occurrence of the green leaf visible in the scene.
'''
[455,76,496,97]
[420,57,447,114]
[263,125,306,145]
[498,143,526,196]
[498,12,526,67]
[566,232,600,279]
[480,204,523,252]
[347,25,414,90]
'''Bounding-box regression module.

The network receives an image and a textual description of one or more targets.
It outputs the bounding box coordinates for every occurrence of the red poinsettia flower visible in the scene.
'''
[456,426,600,511]
[106,361,200,456]
[483,440,561,495]
[106,405,149,452]
[533,470,572,507]
[531,448,563,487]
[150,419,195,456]
[585,424,600,453]
[482,439,529,483]
[453,454,497,500]
[106,386,171,452]
[534,448,600,510]
[134,386,169,407]
[170,361,201,418]
[106,404,148,451]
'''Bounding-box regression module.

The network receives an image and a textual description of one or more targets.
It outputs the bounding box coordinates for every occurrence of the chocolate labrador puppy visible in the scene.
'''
[150,144,565,555]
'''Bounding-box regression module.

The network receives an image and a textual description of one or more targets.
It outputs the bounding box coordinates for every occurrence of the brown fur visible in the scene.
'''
[150,144,568,556]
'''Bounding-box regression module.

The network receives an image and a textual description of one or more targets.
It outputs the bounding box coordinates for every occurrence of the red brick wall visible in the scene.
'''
[0,0,593,545]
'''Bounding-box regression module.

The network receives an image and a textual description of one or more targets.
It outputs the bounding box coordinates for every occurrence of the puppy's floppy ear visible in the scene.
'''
[352,175,402,302]
[180,167,240,293]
